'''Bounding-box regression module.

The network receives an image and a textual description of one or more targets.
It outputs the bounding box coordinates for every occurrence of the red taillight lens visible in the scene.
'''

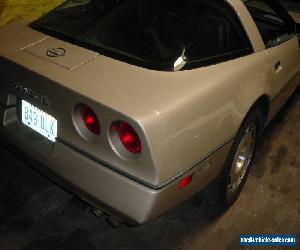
[117,121,141,154]
[80,105,100,135]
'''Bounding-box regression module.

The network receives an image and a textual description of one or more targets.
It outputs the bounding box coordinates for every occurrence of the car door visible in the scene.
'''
[244,0,300,113]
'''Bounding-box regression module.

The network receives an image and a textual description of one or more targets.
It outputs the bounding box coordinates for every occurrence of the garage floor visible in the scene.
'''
[0,87,299,250]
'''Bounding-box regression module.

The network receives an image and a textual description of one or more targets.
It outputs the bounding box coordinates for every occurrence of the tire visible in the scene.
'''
[220,107,264,207]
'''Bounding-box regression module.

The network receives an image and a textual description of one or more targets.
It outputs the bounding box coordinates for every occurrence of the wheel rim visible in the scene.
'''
[228,124,257,193]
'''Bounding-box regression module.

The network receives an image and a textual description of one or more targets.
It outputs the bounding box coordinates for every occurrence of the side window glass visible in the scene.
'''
[244,0,293,47]
[181,0,253,66]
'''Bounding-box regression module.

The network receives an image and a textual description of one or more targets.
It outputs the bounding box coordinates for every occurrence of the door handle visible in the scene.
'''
[274,61,282,73]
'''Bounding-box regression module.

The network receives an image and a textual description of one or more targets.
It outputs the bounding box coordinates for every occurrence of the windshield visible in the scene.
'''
[32,0,252,71]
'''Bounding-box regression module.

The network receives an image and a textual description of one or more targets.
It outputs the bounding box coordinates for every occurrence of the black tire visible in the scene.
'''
[220,107,264,207]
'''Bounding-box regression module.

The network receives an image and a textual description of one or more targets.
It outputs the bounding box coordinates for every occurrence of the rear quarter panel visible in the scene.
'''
[144,52,273,184]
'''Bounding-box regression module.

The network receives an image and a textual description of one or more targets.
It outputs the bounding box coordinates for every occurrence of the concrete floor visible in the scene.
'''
[0,88,300,250]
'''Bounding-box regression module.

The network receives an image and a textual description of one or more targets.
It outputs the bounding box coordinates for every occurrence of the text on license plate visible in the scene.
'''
[21,100,57,142]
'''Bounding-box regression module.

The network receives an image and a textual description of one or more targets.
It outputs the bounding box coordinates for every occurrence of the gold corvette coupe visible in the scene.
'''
[0,0,300,225]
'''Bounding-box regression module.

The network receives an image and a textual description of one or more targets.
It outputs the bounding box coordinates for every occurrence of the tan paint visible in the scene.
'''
[0,0,300,223]
[289,11,300,24]
[23,36,99,70]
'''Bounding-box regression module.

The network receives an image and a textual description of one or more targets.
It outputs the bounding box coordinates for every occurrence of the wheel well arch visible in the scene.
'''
[247,95,270,127]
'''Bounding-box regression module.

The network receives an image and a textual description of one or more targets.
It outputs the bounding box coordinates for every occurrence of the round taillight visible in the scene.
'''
[80,105,100,135]
[117,121,141,154]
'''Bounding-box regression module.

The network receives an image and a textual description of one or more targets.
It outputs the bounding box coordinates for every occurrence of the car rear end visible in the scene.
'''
[0,0,260,224]
[0,20,228,224]
[0,21,155,222]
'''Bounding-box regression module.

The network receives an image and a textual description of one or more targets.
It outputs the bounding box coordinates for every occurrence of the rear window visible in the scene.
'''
[32,0,253,71]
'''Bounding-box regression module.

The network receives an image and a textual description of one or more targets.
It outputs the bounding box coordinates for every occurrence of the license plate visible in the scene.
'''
[21,100,57,142]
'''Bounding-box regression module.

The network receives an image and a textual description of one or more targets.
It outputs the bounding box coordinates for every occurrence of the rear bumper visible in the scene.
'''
[0,105,232,224]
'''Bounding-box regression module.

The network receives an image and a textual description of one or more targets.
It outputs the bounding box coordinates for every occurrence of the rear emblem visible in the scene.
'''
[46,48,66,57]
[11,82,50,106]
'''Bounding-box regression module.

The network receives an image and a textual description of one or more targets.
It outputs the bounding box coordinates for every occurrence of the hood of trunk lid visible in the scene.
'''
[22,36,99,70]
